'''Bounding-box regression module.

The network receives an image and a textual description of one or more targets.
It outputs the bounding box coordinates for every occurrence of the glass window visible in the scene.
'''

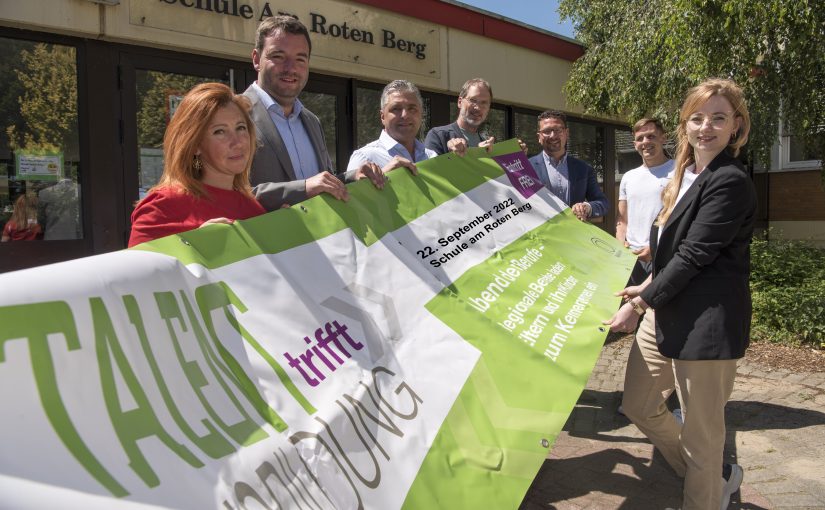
[615,128,642,177]
[568,121,604,182]
[356,87,382,148]
[135,70,227,199]
[787,134,823,163]
[421,96,431,143]
[301,91,338,170]
[484,107,507,143]
[514,111,542,156]
[356,85,430,149]
[1,38,81,242]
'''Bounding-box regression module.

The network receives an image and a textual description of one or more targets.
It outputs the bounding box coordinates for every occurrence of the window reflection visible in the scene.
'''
[566,122,604,180]
[615,129,642,176]
[301,91,338,170]
[1,37,81,241]
[514,111,542,156]
[787,133,823,163]
[135,70,225,198]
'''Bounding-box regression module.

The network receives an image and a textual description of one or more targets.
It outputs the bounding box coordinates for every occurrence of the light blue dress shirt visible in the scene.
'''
[251,82,320,180]
[540,151,571,205]
[346,130,437,171]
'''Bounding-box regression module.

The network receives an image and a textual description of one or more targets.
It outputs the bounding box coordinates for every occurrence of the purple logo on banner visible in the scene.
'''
[492,152,545,199]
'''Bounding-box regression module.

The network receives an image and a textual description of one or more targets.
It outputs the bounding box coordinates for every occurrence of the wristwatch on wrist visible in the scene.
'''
[629,299,645,316]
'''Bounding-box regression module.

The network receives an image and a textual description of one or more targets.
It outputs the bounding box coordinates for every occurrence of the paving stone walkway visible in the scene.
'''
[520,336,825,510]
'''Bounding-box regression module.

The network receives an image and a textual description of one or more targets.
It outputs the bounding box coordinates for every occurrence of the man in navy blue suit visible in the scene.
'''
[528,111,609,220]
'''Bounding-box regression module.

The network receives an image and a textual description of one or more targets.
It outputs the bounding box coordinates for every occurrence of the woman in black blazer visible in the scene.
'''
[605,78,756,510]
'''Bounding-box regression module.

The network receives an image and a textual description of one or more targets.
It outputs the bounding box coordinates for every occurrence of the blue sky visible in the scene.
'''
[454,0,576,39]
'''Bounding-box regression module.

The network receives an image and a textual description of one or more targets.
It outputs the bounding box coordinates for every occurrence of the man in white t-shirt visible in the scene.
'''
[616,118,674,285]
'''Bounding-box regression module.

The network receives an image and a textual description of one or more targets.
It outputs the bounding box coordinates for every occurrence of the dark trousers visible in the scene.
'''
[627,258,652,287]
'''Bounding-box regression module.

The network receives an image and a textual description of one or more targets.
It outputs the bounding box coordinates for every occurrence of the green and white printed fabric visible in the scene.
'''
[0,140,634,509]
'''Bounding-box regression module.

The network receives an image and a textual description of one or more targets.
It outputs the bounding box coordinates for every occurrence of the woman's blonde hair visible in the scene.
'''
[10,195,37,227]
[151,82,256,198]
[658,78,751,225]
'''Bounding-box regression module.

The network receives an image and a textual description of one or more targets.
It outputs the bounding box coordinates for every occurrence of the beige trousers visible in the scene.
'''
[622,311,738,510]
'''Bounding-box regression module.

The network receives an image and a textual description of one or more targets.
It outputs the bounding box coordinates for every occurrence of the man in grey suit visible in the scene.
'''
[527,110,609,221]
[244,16,382,210]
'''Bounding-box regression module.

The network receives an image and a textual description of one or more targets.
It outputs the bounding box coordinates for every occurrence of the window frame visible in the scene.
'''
[0,27,91,272]
[780,135,823,172]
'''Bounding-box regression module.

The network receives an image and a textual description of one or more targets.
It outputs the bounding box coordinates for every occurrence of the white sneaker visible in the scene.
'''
[721,463,743,510]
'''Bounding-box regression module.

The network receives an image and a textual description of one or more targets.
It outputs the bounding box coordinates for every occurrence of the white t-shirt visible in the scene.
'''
[675,165,699,205]
[657,164,699,245]
[618,159,674,249]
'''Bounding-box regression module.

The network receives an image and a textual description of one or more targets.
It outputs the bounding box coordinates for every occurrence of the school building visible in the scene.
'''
[1,0,822,273]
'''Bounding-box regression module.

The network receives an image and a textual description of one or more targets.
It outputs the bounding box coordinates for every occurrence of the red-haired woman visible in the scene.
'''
[605,78,756,510]
[128,82,266,247]
[1,195,41,242]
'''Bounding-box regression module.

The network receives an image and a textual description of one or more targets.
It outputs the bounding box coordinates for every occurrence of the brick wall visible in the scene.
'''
[767,170,825,221]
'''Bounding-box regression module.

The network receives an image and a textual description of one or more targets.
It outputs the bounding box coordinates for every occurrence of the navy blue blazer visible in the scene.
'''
[640,152,756,360]
[527,152,609,218]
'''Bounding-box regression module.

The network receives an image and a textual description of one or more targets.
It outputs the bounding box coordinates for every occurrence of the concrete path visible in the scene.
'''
[520,336,825,510]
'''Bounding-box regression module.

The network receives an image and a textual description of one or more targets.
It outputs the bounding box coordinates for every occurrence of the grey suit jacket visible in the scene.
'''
[243,84,334,211]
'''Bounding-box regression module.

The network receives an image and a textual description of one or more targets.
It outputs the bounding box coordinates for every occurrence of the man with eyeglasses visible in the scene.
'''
[528,110,609,221]
[424,78,495,156]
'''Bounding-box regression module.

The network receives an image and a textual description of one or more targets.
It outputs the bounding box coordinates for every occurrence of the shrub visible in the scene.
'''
[750,236,825,348]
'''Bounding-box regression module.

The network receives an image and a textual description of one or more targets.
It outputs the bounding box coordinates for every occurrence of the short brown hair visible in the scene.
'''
[255,15,312,54]
[632,117,665,135]
[459,78,493,102]
[152,82,256,198]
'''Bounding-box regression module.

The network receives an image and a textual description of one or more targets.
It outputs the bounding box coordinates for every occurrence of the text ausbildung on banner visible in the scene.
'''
[0,140,634,509]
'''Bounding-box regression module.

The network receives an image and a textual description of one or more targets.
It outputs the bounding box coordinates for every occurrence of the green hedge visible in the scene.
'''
[750,236,825,348]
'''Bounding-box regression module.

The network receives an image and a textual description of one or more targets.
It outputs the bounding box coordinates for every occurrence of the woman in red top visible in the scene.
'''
[1,195,42,242]
[128,82,266,247]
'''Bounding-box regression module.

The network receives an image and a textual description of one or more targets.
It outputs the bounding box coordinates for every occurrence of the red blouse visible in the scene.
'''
[2,219,41,241]
[128,184,266,247]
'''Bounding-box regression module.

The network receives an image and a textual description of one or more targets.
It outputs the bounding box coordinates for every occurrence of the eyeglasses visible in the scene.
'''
[687,112,735,128]
[539,128,565,137]
[463,98,490,108]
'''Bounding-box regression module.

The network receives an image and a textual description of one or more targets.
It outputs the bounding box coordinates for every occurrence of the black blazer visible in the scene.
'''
[640,152,756,360]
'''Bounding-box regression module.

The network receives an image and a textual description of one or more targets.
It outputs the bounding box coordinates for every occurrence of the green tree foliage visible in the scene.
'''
[6,43,78,154]
[558,0,825,166]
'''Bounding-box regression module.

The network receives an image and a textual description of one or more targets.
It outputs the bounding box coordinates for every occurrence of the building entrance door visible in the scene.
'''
[119,52,240,243]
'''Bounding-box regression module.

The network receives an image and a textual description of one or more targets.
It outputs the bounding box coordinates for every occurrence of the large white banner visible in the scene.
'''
[0,143,634,509]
